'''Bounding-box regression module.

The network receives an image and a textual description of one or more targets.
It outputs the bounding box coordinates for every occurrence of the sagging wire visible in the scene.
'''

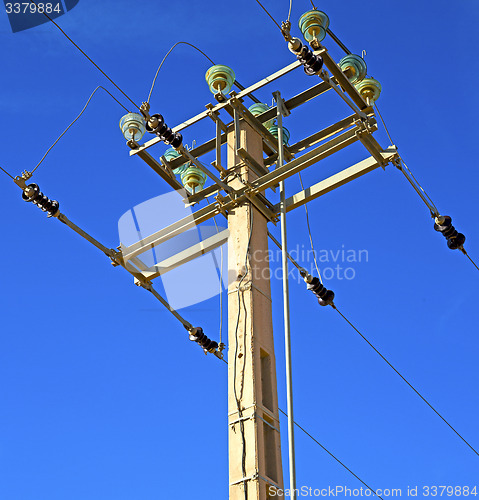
[298,172,323,283]
[32,86,129,174]
[373,102,394,149]
[374,102,439,216]
[268,232,478,456]
[211,209,225,346]
[147,42,215,104]
[28,0,140,111]
[220,346,383,497]
[0,166,15,180]
[334,307,479,458]
[287,0,293,23]
[278,409,383,499]
[465,253,479,272]
[374,103,479,271]
[254,0,283,32]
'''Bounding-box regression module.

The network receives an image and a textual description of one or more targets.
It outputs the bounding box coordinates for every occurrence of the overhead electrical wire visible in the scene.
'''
[32,86,129,174]
[0,166,15,180]
[287,0,293,23]
[220,356,383,497]
[210,204,225,346]
[374,101,479,272]
[465,253,479,272]
[147,42,215,104]
[29,0,140,111]
[253,0,283,32]
[373,103,439,216]
[334,307,479,457]
[298,172,323,283]
[278,409,383,499]
[264,231,479,457]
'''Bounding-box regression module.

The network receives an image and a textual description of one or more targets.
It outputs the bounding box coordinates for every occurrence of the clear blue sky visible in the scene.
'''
[1,1,478,498]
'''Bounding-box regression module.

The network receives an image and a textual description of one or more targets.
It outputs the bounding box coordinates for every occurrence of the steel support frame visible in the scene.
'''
[119,118,379,272]
[274,148,399,213]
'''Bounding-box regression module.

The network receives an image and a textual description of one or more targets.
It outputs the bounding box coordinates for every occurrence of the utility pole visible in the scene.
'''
[227,118,284,498]
[13,16,399,499]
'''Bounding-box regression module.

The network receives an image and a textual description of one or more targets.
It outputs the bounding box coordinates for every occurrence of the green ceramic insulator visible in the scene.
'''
[119,113,146,141]
[338,54,367,84]
[355,77,382,104]
[248,103,275,130]
[298,9,330,43]
[205,65,236,96]
[180,165,207,194]
[163,147,188,175]
[268,125,290,146]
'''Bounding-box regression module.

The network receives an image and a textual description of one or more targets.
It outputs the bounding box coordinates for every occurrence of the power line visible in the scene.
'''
[400,159,439,216]
[287,0,293,23]
[253,0,282,32]
[221,356,383,497]
[334,307,479,457]
[374,103,479,271]
[29,0,140,111]
[147,42,215,104]
[32,86,129,174]
[298,172,323,283]
[278,409,383,499]
[0,166,15,180]
[210,207,225,346]
[373,103,440,216]
[373,103,395,148]
[464,251,479,273]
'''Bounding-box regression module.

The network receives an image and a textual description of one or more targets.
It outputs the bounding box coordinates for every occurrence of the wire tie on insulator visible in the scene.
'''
[281,20,293,41]
[140,101,152,122]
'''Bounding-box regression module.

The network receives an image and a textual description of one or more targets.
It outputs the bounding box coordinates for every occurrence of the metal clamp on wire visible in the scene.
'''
[189,327,224,358]
[300,269,335,307]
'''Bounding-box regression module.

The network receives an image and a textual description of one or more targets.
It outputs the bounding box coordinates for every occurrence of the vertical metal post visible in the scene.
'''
[216,118,223,171]
[274,91,297,499]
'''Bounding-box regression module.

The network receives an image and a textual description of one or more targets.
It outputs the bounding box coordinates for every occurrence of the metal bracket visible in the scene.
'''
[273,90,290,117]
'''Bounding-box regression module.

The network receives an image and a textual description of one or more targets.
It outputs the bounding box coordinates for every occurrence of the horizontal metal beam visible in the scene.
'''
[131,60,303,155]
[130,79,331,173]
[274,148,398,213]
[134,149,186,192]
[251,125,367,194]
[288,114,358,155]
[121,203,221,263]
[320,46,370,112]
[140,229,229,280]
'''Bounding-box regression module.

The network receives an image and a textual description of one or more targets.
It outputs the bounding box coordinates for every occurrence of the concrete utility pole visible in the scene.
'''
[227,119,284,499]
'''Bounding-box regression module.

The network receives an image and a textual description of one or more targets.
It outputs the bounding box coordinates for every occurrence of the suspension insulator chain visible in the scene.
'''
[304,274,335,306]
[434,215,466,250]
[22,183,60,217]
[145,113,183,149]
[189,327,220,354]
[288,38,324,76]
